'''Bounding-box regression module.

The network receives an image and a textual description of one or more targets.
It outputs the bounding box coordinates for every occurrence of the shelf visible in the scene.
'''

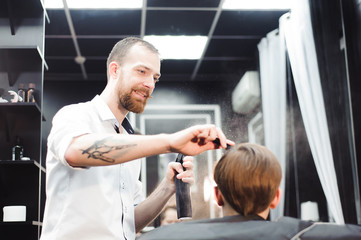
[0,100,43,163]
[0,220,40,226]
[0,221,39,239]
[0,46,48,71]
[0,46,48,87]
[0,102,41,117]
[0,0,49,35]
[0,102,45,121]
[0,45,47,65]
[0,160,43,223]
[0,160,45,175]
[0,1,47,239]
[0,160,45,173]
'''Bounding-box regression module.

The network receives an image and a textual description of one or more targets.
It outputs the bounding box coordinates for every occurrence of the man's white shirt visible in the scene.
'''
[40,95,143,240]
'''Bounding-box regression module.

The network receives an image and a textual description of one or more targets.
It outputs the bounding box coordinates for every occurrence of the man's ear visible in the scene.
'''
[214,186,224,206]
[270,188,282,209]
[109,62,119,79]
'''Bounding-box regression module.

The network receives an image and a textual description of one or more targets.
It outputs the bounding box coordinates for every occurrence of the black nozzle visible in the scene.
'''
[213,138,232,150]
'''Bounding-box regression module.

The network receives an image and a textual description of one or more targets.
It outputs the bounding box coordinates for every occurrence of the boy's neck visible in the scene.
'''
[222,205,269,220]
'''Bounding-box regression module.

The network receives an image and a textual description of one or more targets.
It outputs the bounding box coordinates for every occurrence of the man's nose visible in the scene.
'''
[143,76,156,90]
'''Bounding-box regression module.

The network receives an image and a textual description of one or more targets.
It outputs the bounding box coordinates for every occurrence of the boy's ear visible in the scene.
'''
[214,186,224,206]
[270,188,282,209]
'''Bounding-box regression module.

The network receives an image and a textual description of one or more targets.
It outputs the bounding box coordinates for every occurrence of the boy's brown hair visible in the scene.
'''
[213,143,282,216]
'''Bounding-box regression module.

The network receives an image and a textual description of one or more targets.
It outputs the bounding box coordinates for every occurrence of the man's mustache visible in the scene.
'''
[133,87,152,99]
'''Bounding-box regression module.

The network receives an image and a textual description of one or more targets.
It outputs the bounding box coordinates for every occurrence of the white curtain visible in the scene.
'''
[258,29,287,220]
[280,0,344,224]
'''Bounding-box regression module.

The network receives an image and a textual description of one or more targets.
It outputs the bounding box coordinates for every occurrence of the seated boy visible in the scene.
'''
[137,143,361,240]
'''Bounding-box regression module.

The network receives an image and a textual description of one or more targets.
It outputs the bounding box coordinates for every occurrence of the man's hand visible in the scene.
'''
[134,156,194,232]
[169,124,235,156]
[165,156,194,193]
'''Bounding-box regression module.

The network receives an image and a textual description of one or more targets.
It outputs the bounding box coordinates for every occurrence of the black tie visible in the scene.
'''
[114,118,134,135]
[114,125,120,134]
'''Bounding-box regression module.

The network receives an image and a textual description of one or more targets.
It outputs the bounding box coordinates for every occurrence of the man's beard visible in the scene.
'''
[119,90,149,114]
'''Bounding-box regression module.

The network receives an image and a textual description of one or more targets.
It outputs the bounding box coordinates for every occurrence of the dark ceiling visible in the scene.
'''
[44,0,288,84]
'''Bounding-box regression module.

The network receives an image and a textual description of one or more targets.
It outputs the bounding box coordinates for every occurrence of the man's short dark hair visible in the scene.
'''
[106,36,159,71]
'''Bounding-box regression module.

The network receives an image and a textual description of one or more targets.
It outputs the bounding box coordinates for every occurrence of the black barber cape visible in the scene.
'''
[137,215,361,240]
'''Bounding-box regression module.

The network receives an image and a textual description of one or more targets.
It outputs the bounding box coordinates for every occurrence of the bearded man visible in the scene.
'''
[40,37,233,240]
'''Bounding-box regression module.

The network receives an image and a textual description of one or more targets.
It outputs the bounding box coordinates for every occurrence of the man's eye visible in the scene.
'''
[138,70,145,74]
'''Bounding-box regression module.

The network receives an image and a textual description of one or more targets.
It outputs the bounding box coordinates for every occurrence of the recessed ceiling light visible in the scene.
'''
[144,35,208,60]
[223,0,291,10]
[44,0,143,9]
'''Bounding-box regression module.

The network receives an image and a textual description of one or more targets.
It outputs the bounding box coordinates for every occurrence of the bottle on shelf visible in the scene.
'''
[26,83,36,103]
[12,136,24,161]
[18,83,26,102]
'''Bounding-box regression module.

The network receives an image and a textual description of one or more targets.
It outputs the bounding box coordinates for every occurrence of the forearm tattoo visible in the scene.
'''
[81,137,137,163]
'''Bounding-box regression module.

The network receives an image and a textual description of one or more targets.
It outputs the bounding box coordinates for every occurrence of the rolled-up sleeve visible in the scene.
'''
[48,105,93,168]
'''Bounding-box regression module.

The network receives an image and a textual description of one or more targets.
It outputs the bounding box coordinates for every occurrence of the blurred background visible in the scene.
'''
[1,1,359,234]
[40,0,361,226]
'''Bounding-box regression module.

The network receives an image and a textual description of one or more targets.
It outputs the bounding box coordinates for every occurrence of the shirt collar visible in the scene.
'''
[92,95,119,126]
[91,95,135,135]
